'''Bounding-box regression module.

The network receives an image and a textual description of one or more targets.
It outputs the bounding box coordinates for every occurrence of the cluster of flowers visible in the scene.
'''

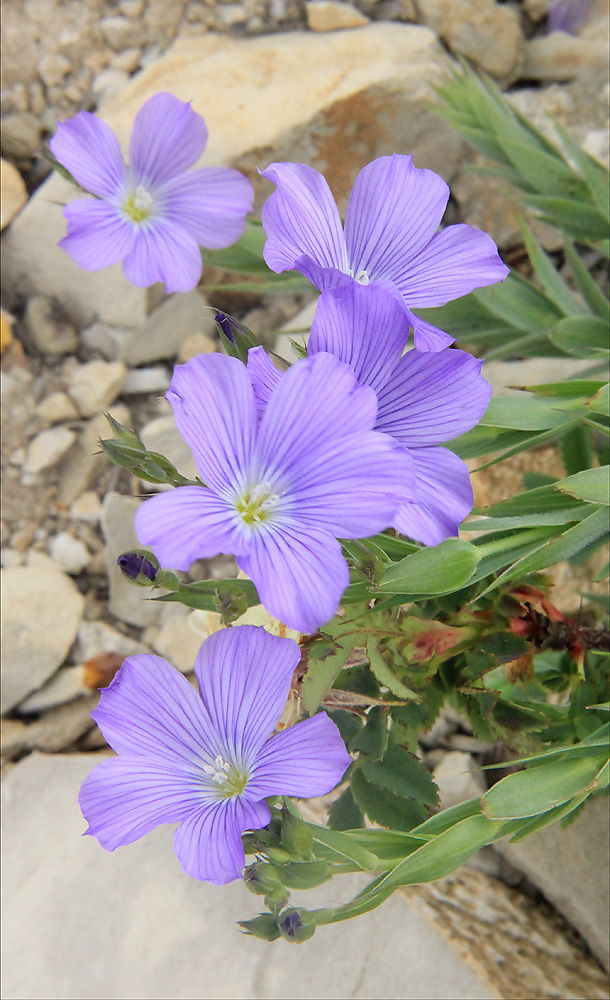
[52,94,507,885]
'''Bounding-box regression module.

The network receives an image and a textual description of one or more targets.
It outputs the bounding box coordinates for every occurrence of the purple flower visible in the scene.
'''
[548,0,592,34]
[135,351,415,633]
[49,92,254,293]
[79,625,351,884]
[247,284,492,545]
[260,155,509,352]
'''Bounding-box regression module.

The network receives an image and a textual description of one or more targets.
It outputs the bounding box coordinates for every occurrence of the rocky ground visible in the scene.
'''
[1,2,609,998]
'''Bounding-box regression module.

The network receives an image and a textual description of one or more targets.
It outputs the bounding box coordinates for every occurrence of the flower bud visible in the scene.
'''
[117,551,158,585]
[277,908,316,944]
[280,804,313,857]
[238,913,281,941]
[243,861,282,897]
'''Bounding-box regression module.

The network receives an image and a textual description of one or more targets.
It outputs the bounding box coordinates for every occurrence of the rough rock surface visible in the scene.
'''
[0,158,27,230]
[1,566,84,713]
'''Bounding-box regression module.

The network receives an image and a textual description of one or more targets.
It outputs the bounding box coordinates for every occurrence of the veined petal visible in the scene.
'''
[407,310,455,352]
[122,219,203,292]
[79,756,205,851]
[135,486,248,571]
[398,223,509,308]
[394,447,474,545]
[246,346,282,418]
[344,155,449,283]
[375,347,492,447]
[159,167,253,249]
[91,653,219,763]
[237,525,349,635]
[60,200,135,270]
[248,713,351,799]
[193,625,301,764]
[173,797,271,884]
[129,93,208,188]
[308,284,411,395]
[166,354,257,494]
[50,111,125,198]
[256,353,417,535]
[261,162,348,278]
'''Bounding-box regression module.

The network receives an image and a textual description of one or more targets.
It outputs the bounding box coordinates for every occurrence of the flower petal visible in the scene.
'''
[129,93,208,188]
[394,447,474,545]
[166,353,257,493]
[344,155,449,283]
[159,167,253,249]
[135,485,248,571]
[261,162,348,279]
[407,310,455,353]
[193,625,301,763]
[91,653,219,763]
[248,712,351,799]
[173,797,271,884]
[308,284,411,395]
[398,224,509,308]
[246,345,283,418]
[59,200,135,270]
[375,347,492,447]
[50,111,125,198]
[122,219,203,292]
[257,352,417,536]
[79,755,204,851]
[237,525,349,635]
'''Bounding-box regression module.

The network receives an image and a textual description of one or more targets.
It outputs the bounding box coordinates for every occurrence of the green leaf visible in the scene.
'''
[519,220,586,316]
[525,194,609,243]
[351,706,389,760]
[563,240,610,320]
[482,752,607,820]
[351,770,428,831]
[590,384,610,416]
[508,793,591,842]
[551,316,610,357]
[555,466,610,505]
[408,798,482,841]
[480,396,570,431]
[523,380,607,399]
[301,634,361,716]
[307,825,380,872]
[328,787,365,831]
[366,638,420,700]
[360,743,439,808]
[560,424,596,476]
[378,538,479,595]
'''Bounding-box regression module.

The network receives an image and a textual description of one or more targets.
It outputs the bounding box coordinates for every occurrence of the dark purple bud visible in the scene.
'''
[215,311,235,343]
[280,911,302,937]
[117,552,157,582]
[548,0,592,34]
[278,907,316,942]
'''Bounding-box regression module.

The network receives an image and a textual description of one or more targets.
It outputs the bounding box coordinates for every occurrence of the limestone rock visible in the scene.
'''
[74,619,149,663]
[0,158,27,230]
[100,493,163,627]
[23,425,76,474]
[1,112,41,159]
[81,321,130,360]
[146,605,211,672]
[18,665,90,714]
[36,391,79,425]
[48,532,90,575]
[432,751,485,810]
[139,414,199,485]
[120,290,212,366]
[100,15,136,50]
[415,0,524,83]
[67,360,127,417]
[306,1,370,31]
[523,32,610,82]
[1,566,85,713]
[177,331,217,363]
[122,365,171,395]
[69,491,102,523]
[56,404,131,506]
[22,294,78,356]
[37,52,71,87]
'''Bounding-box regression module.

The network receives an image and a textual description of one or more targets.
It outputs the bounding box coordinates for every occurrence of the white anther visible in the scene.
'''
[133,185,153,211]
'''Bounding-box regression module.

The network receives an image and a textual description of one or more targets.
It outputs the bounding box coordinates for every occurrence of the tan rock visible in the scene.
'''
[523,32,610,82]
[306,1,370,31]
[415,0,524,83]
[0,158,27,230]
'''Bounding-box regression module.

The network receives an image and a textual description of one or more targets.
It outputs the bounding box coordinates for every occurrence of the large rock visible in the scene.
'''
[414,0,524,83]
[100,493,163,628]
[2,752,494,1000]
[1,25,462,328]
[1,566,85,713]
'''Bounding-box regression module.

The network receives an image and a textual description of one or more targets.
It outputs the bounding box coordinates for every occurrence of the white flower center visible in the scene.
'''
[123,185,154,223]
[203,754,248,797]
[235,481,281,527]
[347,266,370,286]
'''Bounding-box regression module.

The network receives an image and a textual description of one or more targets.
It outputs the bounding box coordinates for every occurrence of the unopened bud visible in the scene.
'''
[238,913,280,942]
[244,861,282,897]
[117,551,158,585]
[278,907,316,944]
[280,805,313,858]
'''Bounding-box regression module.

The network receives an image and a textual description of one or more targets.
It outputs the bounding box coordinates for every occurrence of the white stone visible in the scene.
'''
[18,665,89,714]
[22,294,78,356]
[35,391,79,424]
[109,47,142,73]
[74,619,149,664]
[48,532,90,575]
[1,752,494,1000]
[433,751,485,810]
[56,404,132,506]
[415,0,524,81]
[306,1,370,31]
[120,290,211,366]
[67,360,127,417]
[100,493,163,627]
[93,68,130,105]
[148,605,211,672]
[1,549,24,569]
[69,491,102,523]
[0,158,27,230]
[523,31,610,81]
[177,331,217,363]
[100,14,135,50]
[37,52,71,87]
[23,425,76,474]
[122,365,171,395]
[1,566,85,713]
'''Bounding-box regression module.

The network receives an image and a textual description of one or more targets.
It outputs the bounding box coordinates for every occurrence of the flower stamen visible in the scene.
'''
[123,185,154,223]
[235,481,281,526]
[203,754,248,797]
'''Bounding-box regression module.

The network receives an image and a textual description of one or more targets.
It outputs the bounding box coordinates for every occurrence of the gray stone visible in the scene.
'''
[37,52,71,87]
[1,752,494,1000]
[17,665,90,714]
[93,68,130,105]
[414,0,524,83]
[23,425,76,474]
[48,532,90,575]
[495,796,610,972]
[81,321,130,360]
[67,360,127,417]
[146,605,208,673]
[433,751,485,810]
[35,391,80,425]
[100,15,136,50]
[177,331,217,363]
[120,291,210,366]
[122,365,171,395]
[109,47,142,73]
[74,619,149,663]
[100,493,163,627]
[17,696,97,752]
[22,294,78,356]
[69,491,102,523]
[1,112,41,159]
[523,31,609,82]
[139,414,199,484]
[1,566,85,713]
